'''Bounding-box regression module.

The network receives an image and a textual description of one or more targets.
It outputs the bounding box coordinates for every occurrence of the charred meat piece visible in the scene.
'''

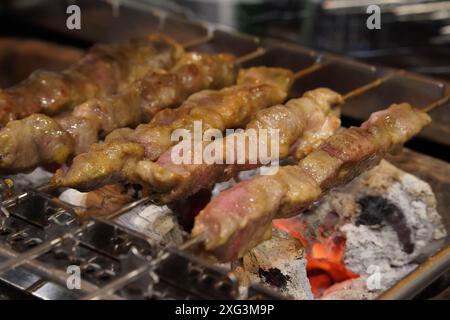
[52,67,294,190]
[192,103,431,261]
[0,52,235,173]
[133,88,343,203]
[0,33,183,125]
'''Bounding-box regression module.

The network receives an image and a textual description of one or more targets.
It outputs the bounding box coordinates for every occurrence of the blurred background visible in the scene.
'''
[1,0,450,81]
[148,0,450,81]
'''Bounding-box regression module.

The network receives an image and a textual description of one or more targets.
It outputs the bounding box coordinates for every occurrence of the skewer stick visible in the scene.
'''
[0,42,264,206]
[106,195,154,219]
[177,77,450,253]
[422,94,450,113]
[2,67,445,216]
[1,50,448,279]
[342,71,402,101]
[234,47,266,65]
[293,60,331,79]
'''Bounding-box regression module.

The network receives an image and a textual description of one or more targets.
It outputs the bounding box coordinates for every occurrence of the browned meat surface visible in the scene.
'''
[0,114,75,172]
[82,184,148,219]
[192,103,431,261]
[133,88,342,203]
[0,33,183,125]
[52,67,294,190]
[0,52,235,173]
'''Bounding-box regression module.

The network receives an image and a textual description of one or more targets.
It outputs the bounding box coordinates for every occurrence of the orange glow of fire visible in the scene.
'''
[273,218,358,298]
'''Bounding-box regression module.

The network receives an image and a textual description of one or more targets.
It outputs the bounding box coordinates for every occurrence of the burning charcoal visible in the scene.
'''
[320,278,376,300]
[318,160,446,296]
[270,160,446,299]
[306,236,358,298]
[258,268,290,289]
[383,204,414,254]
[357,196,392,227]
[357,196,414,253]
[233,228,313,300]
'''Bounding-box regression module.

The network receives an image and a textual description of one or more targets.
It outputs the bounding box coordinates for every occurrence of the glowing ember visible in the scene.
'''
[306,236,358,297]
[273,218,358,298]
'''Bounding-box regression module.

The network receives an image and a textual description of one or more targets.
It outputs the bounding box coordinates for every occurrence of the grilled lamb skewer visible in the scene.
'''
[51,67,295,191]
[192,103,431,261]
[0,52,235,173]
[75,88,342,218]
[132,88,343,203]
[0,33,183,125]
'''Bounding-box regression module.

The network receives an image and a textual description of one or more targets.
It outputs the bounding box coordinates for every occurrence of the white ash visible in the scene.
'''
[234,160,446,300]
[313,160,446,297]
[2,167,52,192]
[59,188,88,207]
[320,278,377,300]
[115,204,185,246]
[58,189,185,247]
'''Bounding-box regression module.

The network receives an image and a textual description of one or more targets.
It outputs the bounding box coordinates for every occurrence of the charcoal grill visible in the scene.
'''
[0,0,449,300]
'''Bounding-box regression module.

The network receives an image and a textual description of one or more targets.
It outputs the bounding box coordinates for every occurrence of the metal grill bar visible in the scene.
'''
[379,244,450,300]
[80,236,207,300]
[0,245,119,298]
[82,263,150,300]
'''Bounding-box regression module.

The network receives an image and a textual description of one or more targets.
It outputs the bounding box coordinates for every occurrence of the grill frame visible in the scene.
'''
[0,0,449,300]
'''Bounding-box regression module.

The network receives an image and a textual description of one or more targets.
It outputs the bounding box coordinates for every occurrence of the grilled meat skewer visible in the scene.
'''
[80,88,342,218]
[52,67,295,191]
[0,52,235,173]
[133,88,343,203]
[192,103,431,261]
[0,34,183,125]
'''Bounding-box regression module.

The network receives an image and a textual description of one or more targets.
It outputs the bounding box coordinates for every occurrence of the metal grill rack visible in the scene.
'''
[0,0,449,300]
